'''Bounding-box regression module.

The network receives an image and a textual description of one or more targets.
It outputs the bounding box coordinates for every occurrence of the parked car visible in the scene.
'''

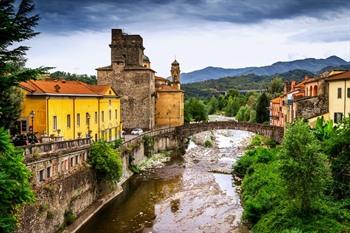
[131,128,143,135]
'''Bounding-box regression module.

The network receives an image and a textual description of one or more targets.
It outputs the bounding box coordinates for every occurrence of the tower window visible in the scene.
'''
[338,88,342,99]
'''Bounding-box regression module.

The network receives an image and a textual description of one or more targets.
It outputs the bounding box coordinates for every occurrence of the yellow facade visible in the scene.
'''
[19,81,122,142]
[328,78,350,123]
[155,91,184,128]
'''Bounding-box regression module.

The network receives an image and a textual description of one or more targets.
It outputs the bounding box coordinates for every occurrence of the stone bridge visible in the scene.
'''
[175,121,284,143]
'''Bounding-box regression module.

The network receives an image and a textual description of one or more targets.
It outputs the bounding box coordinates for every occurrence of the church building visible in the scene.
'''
[96,29,184,131]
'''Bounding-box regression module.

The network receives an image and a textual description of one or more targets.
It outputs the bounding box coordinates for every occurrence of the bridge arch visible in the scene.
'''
[175,121,284,143]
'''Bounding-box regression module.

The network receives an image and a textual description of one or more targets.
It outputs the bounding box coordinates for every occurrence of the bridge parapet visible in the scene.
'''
[176,121,284,143]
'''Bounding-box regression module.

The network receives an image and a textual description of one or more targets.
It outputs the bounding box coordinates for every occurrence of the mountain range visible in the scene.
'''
[181,56,349,83]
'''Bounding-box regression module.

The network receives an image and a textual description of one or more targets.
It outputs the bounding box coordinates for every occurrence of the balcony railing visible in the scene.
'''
[19,138,91,159]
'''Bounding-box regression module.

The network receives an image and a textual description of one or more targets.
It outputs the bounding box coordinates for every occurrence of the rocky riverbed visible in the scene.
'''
[151,130,253,233]
[78,129,253,233]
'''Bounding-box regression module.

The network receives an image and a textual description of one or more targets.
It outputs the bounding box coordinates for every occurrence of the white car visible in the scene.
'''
[131,128,143,135]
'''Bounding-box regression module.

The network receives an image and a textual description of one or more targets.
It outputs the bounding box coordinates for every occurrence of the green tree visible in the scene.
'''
[236,105,249,122]
[224,96,240,117]
[184,101,193,123]
[246,93,258,109]
[0,0,48,129]
[280,120,330,214]
[268,77,284,95]
[227,89,239,98]
[50,71,97,84]
[185,98,208,122]
[325,118,350,199]
[256,93,270,123]
[249,109,257,123]
[89,141,123,181]
[217,95,226,111]
[207,96,219,114]
[0,128,35,233]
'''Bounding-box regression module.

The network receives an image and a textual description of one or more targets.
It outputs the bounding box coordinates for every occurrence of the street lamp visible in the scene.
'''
[29,110,35,133]
[29,110,35,144]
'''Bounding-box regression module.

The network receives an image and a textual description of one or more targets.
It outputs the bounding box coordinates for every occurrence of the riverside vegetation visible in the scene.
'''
[233,118,350,232]
[184,78,281,123]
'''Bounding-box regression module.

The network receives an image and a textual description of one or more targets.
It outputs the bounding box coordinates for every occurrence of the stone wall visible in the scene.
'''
[295,95,328,120]
[97,67,155,131]
[17,168,98,233]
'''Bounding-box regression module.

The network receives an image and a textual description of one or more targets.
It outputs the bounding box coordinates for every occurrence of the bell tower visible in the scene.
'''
[171,59,180,89]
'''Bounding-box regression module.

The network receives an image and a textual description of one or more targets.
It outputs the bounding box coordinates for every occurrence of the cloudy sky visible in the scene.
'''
[25,0,350,77]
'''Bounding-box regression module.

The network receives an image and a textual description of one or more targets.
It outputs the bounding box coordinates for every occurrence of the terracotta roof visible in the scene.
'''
[271,97,282,104]
[155,76,168,81]
[20,80,116,97]
[86,84,110,94]
[326,70,350,81]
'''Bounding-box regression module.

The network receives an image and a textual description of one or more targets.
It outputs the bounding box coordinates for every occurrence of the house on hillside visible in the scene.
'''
[270,70,349,127]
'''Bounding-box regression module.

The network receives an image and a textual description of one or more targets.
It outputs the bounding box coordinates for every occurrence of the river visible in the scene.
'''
[77,129,253,233]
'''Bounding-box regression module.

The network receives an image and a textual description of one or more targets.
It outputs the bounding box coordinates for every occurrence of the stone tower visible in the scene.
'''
[171,59,181,90]
[96,29,155,131]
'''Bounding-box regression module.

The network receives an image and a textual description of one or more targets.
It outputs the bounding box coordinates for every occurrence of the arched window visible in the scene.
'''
[313,85,318,96]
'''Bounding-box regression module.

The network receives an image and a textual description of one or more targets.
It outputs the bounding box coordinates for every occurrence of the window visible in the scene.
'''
[70,157,74,167]
[77,113,80,126]
[21,120,27,132]
[67,114,71,128]
[337,88,342,99]
[109,100,112,106]
[53,116,57,130]
[109,129,112,141]
[86,113,90,125]
[39,170,44,181]
[109,110,111,120]
[334,112,343,123]
[115,109,118,120]
[75,156,79,165]
[94,112,98,124]
[347,88,350,98]
[102,111,104,122]
[47,167,51,178]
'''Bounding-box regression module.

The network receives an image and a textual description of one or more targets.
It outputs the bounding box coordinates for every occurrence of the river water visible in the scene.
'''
[78,130,253,233]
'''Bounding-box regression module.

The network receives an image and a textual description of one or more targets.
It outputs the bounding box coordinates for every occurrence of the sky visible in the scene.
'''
[25,0,350,77]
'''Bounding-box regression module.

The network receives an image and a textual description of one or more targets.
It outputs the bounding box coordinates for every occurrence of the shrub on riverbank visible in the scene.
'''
[234,120,350,232]
[204,139,213,148]
[0,128,35,233]
[89,141,123,181]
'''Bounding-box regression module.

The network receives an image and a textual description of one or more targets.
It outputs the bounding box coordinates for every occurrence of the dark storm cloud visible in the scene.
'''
[33,0,350,33]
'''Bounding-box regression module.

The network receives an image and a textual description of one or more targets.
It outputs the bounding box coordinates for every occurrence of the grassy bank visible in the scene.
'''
[233,120,350,233]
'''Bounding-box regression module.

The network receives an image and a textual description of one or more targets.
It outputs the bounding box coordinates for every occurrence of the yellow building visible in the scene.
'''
[18,79,122,141]
[326,71,350,123]
[155,60,184,128]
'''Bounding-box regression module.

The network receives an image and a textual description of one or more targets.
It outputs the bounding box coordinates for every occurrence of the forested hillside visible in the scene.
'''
[183,69,313,99]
